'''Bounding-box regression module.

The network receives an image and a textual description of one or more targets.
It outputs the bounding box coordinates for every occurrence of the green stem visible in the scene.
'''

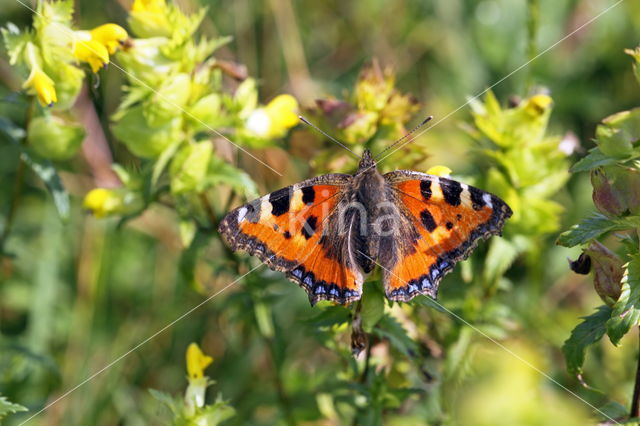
[0,99,34,254]
[526,0,540,90]
[631,326,640,418]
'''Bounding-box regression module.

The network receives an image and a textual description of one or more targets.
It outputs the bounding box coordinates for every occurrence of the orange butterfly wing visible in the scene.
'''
[218,174,364,305]
[382,171,512,301]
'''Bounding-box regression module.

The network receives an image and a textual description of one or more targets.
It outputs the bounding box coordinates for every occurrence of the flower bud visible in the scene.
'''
[23,67,57,107]
[143,73,192,126]
[129,0,172,38]
[583,241,624,306]
[83,187,142,218]
[111,105,181,158]
[170,142,213,194]
[27,114,84,160]
[595,109,640,158]
[625,47,640,86]
[591,167,626,217]
[355,60,394,112]
[340,111,378,144]
[591,166,640,217]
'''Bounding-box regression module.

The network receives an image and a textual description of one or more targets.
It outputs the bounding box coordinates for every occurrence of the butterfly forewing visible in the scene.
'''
[218,174,365,305]
[381,171,512,301]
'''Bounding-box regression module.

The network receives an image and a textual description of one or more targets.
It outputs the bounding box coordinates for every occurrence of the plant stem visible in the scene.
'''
[526,0,539,90]
[0,100,34,254]
[631,326,640,418]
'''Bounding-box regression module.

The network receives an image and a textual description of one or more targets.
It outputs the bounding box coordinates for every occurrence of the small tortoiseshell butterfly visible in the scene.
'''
[219,149,512,305]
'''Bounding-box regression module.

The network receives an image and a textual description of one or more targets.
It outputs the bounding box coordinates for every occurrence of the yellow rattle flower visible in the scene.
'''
[73,38,109,72]
[23,67,57,107]
[90,24,129,55]
[186,342,213,380]
[427,165,452,177]
[246,94,299,139]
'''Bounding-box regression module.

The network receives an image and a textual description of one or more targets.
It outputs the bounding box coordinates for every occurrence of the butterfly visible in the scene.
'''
[218,149,512,305]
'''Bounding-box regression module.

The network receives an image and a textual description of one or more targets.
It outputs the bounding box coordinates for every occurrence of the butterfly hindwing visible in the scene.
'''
[218,174,365,305]
[381,171,513,301]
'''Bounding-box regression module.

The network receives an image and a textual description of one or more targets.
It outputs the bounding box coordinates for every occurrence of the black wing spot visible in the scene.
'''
[469,186,486,211]
[456,214,462,221]
[269,187,291,216]
[420,180,432,201]
[446,221,454,230]
[420,209,437,232]
[283,231,291,239]
[442,181,462,206]
[302,215,318,239]
[301,186,315,205]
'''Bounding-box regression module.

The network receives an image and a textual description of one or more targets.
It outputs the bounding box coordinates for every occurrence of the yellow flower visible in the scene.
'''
[73,38,110,73]
[524,94,553,116]
[131,0,166,13]
[265,94,299,129]
[23,68,57,107]
[427,165,452,177]
[186,343,213,380]
[246,94,299,138]
[83,188,123,218]
[129,0,172,37]
[90,24,129,55]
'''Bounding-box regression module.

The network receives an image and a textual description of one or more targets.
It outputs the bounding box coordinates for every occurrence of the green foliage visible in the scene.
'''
[562,305,611,376]
[558,42,640,420]
[0,394,28,420]
[1,0,639,425]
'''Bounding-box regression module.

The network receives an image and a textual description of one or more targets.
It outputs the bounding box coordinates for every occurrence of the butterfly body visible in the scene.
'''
[219,150,512,305]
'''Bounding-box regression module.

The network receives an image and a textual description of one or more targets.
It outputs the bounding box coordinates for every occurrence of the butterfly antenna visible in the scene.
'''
[374,115,433,160]
[298,116,359,157]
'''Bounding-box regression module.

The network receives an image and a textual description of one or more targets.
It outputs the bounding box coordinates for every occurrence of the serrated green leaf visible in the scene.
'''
[149,388,180,418]
[570,147,617,173]
[198,400,236,425]
[1,23,32,65]
[19,150,70,219]
[562,305,611,376]
[0,394,28,420]
[607,256,640,345]
[374,315,418,358]
[556,213,626,247]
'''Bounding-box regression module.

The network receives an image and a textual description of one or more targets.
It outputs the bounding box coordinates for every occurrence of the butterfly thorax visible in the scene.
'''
[342,152,399,273]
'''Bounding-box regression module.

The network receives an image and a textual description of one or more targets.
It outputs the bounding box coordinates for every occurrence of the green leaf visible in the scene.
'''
[149,388,180,419]
[374,315,419,358]
[562,305,611,376]
[556,213,626,247]
[596,401,628,422]
[412,295,448,313]
[198,399,236,425]
[360,282,385,333]
[152,141,183,187]
[0,394,28,420]
[207,156,258,199]
[19,150,70,219]
[483,237,519,285]
[606,256,640,345]
[570,147,617,173]
[1,23,32,65]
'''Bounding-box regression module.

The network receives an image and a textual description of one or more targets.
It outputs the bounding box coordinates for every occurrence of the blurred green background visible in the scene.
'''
[1,0,640,424]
